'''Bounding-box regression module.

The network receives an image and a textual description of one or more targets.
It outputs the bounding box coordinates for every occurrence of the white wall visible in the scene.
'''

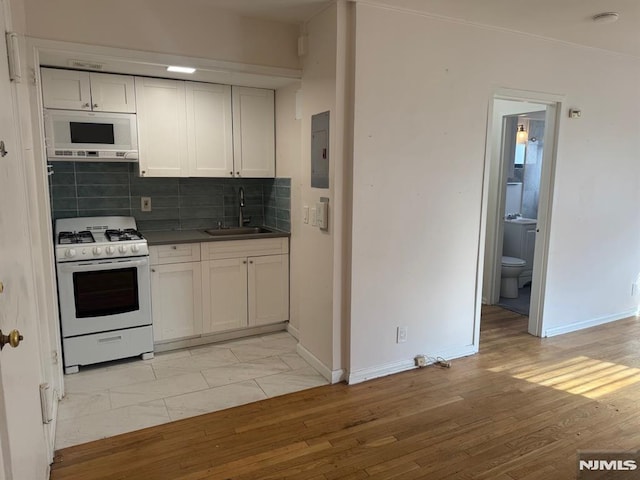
[22,0,300,69]
[349,3,640,376]
[295,2,352,380]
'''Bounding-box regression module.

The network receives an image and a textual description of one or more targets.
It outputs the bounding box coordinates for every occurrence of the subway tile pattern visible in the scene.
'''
[49,162,291,232]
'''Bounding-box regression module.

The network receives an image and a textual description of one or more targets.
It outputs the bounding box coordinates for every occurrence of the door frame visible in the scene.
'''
[475,87,563,341]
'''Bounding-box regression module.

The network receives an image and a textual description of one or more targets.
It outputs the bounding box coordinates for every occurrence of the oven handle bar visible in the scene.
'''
[57,258,149,273]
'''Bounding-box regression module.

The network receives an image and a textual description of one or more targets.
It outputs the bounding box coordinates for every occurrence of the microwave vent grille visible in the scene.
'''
[68,60,104,71]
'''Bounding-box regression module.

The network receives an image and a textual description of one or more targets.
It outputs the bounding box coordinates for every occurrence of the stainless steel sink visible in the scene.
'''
[203,226,274,236]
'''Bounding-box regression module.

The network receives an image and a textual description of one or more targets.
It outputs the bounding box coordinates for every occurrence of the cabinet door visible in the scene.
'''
[89,73,136,113]
[185,82,233,177]
[202,258,248,333]
[232,86,275,178]
[41,68,91,110]
[135,77,188,177]
[248,254,289,326]
[151,262,202,342]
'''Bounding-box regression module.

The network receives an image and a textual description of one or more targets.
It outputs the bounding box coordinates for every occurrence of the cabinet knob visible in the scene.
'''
[171,246,177,250]
[82,102,90,109]
[93,103,99,109]
[243,260,247,264]
[236,172,240,177]
[249,260,253,264]
[141,170,146,176]
[229,171,233,176]
[151,268,156,273]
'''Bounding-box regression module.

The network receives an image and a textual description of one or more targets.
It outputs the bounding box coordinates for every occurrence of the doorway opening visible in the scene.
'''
[476,90,562,340]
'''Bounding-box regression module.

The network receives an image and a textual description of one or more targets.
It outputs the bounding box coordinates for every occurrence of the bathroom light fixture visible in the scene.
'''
[516,124,528,144]
[592,12,619,24]
[167,65,196,74]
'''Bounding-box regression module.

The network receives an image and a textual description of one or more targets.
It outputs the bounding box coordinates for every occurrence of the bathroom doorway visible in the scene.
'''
[476,89,562,338]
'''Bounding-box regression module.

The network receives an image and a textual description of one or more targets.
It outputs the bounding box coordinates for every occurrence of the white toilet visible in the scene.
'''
[501,256,526,298]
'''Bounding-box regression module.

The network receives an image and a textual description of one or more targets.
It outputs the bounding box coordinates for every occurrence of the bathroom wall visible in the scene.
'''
[521,119,545,219]
[48,161,291,232]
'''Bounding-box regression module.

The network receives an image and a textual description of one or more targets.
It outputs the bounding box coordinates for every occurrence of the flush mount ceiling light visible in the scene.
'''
[592,12,619,24]
[167,65,196,74]
[516,124,528,145]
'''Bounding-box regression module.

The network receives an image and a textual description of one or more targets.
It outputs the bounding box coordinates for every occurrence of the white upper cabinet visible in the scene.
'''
[135,76,188,177]
[41,68,136,113]
[232,86,275,178]
[185,82,233,177]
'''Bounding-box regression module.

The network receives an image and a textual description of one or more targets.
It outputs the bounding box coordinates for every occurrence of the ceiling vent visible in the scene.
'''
[67,60,105,71]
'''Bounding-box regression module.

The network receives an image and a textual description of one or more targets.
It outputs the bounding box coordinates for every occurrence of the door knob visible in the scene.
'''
[0,140,8,157]
[0,329,23,350]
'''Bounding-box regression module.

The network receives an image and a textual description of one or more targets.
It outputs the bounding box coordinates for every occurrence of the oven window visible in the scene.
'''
[73,267,139,318]
[70,122,115,144]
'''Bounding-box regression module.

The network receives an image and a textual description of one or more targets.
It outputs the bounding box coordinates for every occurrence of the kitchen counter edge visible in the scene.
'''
[143,229,290,246]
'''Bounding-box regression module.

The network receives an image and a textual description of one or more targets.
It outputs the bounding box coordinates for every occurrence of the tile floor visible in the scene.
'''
[55,332,328,449]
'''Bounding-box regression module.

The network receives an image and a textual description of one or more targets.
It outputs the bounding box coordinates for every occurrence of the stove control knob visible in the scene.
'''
[118,245,128,254]
[131,244,140,253]
[65,248,76,258]
[93,247,102,255]
[106,246,115,255]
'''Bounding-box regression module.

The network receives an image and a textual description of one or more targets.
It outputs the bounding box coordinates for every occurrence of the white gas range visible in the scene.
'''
[54,216,154,374]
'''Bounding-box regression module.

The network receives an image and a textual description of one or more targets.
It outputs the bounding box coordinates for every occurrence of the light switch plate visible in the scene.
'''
[303,205,309,224]
[311,208,317,226]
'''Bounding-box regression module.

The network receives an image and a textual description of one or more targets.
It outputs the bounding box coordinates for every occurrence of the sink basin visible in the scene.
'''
[204,227,274,236]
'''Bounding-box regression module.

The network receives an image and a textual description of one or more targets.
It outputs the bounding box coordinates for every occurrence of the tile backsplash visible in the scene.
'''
[49,162,291,233]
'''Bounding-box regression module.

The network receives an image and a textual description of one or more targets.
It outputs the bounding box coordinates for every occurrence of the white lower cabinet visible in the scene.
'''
[150,238,289,343]
[248,254,289,326]
[201,238,290,334]
[201,258,248,334]
[150,243,202,342]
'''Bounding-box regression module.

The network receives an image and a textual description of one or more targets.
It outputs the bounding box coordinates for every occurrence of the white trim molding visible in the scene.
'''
[544,310,638,338]
[286,322,300,340]
[348,345,478,385]
[296,344,345,384]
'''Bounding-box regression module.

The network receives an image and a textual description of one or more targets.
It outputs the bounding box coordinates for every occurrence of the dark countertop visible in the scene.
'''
[143,228,290,246]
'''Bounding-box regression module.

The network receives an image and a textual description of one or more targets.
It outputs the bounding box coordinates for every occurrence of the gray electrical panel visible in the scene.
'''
[311,111,329,188]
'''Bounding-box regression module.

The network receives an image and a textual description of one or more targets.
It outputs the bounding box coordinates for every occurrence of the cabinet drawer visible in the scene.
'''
[150,243,201,265]
[200,238,288,260]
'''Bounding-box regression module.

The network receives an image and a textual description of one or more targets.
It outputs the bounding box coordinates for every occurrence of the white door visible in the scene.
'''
[135,77,188,177]
[186,82,233,177]
[40,68,91,110]
[0,10,50,479]
[201,258,248,333]
[150,262,202,341]
[232,86,275,178]
[89,73,136,113]
[248,255,289,326]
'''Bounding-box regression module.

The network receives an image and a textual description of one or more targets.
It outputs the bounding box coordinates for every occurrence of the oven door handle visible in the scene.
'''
[58,258,149,273]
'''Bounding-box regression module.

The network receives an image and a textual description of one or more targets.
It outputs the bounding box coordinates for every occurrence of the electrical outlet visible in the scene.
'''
[303,205,309,224]
[397,326,408,343]
[141,197,152,212]
[415,355,427,367]
[310,207,317,226]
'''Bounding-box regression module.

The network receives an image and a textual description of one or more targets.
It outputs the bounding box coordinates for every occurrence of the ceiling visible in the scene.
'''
[202,0,640,57]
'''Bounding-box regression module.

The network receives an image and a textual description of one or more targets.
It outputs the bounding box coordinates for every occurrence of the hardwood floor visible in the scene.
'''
[50,306,640,479]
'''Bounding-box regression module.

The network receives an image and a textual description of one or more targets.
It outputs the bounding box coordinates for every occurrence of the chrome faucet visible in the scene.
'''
[239,187,251,227]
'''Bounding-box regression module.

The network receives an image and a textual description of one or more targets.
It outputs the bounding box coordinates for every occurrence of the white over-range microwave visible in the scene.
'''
[44,109,139,161]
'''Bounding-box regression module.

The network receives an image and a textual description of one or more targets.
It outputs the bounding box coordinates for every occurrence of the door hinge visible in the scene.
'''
[39,383,53,424]
[5,32,22,83]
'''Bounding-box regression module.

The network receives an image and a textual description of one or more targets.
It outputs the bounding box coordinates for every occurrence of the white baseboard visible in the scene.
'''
[286,322,300,340]
[544,309,638,337]
[347,345,478,385]
[296,343,345,384]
